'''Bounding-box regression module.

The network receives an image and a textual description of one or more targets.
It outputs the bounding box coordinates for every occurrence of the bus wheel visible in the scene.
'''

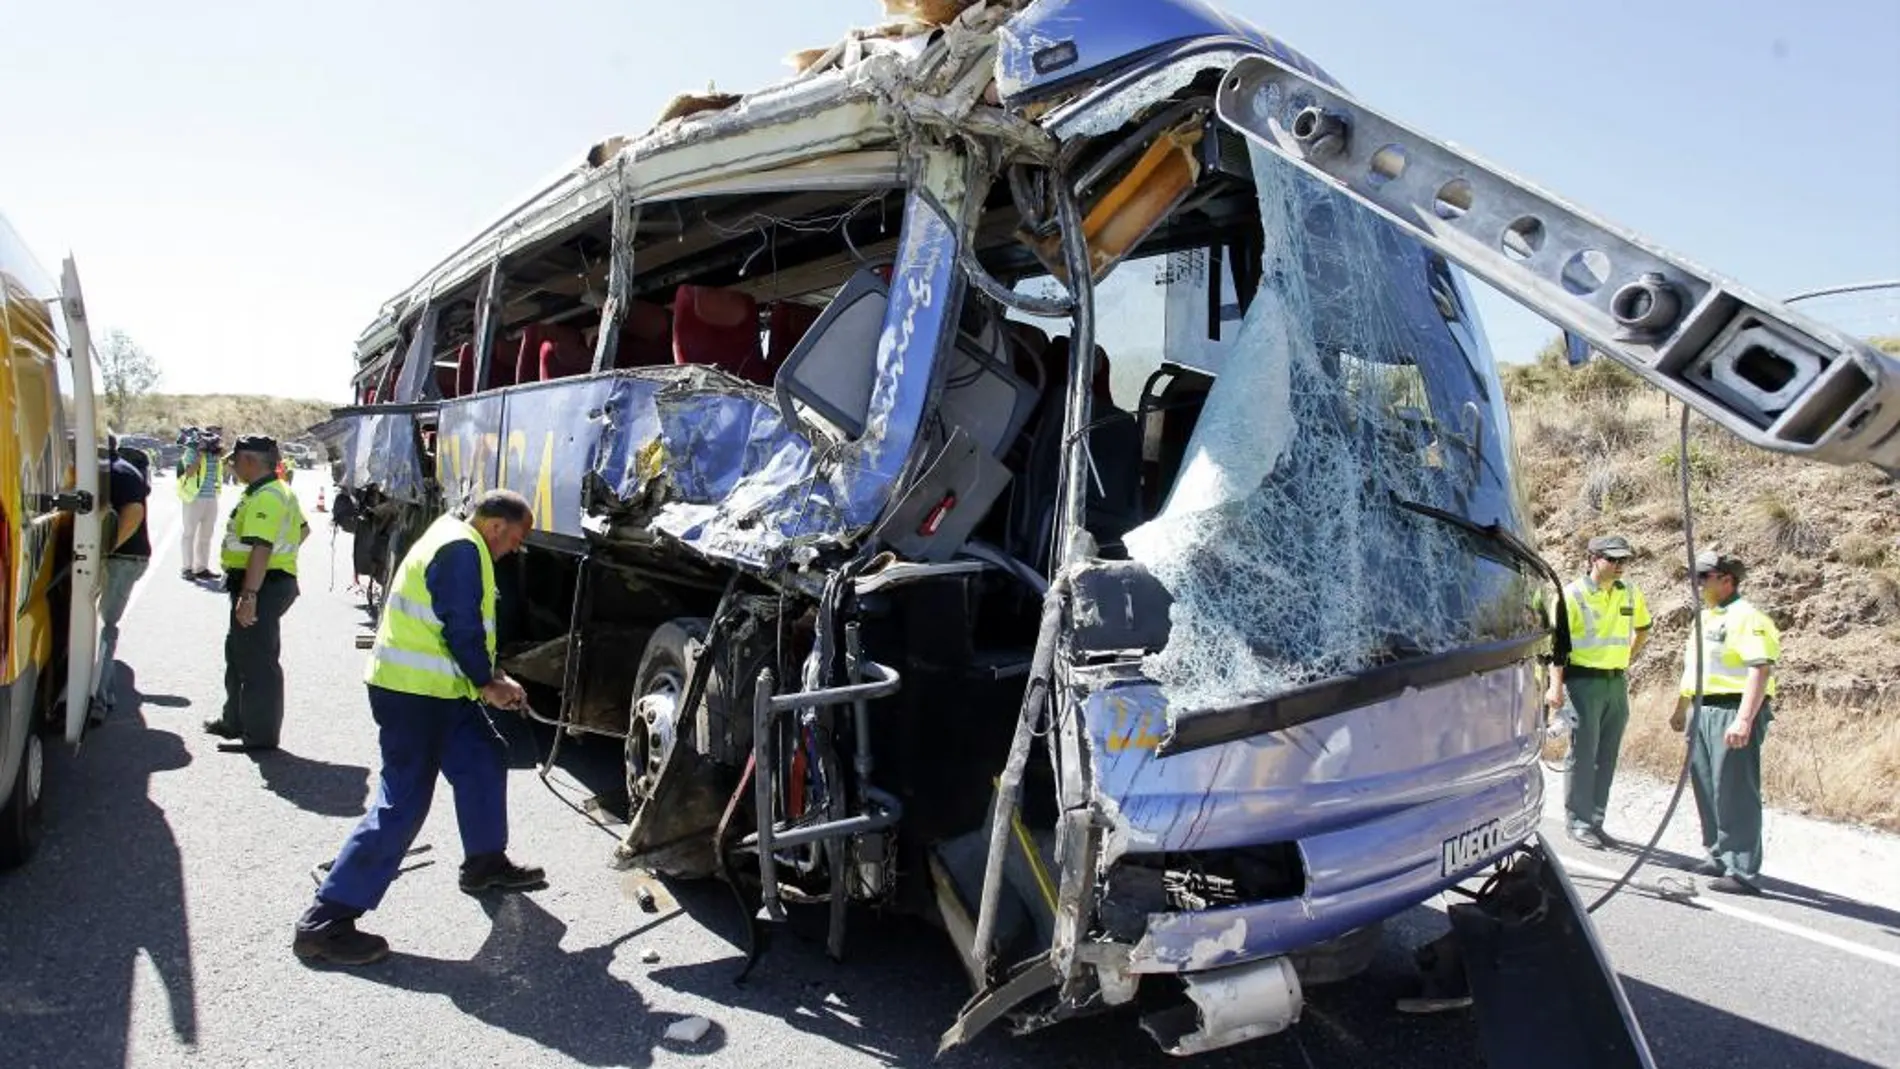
[0,729,48,869]
[626,619,708,814]
[619,618,736,880]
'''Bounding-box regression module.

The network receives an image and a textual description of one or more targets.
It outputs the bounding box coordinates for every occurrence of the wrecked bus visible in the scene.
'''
[315,1,1900,1061]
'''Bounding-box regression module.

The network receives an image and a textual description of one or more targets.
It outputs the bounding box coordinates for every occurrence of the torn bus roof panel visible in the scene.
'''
[312,409,427,503]
[353,4,1021,350]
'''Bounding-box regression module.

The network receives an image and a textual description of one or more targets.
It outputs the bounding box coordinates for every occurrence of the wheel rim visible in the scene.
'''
[24,733,42,808]
[627,667,683,806]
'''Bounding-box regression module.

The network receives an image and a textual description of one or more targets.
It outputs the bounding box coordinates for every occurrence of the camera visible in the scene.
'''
[178,425,222,451]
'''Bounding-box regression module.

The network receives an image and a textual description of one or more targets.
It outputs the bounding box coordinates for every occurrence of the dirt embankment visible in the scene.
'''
[119,393,335,446]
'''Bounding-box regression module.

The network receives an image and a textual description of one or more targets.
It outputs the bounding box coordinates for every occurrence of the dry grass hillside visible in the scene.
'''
[118,393,337,445]
[1505,338,1900,832]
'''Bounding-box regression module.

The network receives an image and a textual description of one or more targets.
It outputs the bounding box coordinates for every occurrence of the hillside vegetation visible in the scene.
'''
[117,393,339,444]
[1506,337,1900,831]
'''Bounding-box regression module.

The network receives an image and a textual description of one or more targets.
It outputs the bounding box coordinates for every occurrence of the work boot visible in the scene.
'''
[1706,875,1761,897]
[459,853,547,893]
[1692,858,1725,877]
[1589,825,1620,849]
[202,719,239,739]
[293,917,389,966]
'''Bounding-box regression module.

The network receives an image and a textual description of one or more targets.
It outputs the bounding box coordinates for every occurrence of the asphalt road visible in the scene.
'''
[2,480,1896,1068]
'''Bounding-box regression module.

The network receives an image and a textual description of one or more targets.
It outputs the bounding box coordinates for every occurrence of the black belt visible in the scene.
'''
[1692,693,1745,708]
[225,569,296,588]
[1565,666,1625,678]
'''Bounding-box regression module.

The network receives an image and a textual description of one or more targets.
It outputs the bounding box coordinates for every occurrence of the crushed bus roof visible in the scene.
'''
[352,2,1013,354]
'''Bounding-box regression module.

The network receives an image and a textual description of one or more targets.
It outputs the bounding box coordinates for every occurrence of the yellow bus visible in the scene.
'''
[0,210,103,867]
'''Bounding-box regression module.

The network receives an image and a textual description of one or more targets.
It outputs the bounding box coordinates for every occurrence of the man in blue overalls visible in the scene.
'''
[293,489,544,965]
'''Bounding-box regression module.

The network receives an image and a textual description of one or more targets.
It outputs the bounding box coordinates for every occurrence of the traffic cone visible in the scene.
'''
[315,487,328,513]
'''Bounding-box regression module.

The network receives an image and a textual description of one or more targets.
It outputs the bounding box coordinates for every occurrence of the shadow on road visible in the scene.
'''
[1593,839,1900,932]
[246,750,370,818]
[645,891,1480,1069]
[129,687,191,711]
[0,666,198,1063]
[1625,975,1884,1068]
[344,893,721,1066]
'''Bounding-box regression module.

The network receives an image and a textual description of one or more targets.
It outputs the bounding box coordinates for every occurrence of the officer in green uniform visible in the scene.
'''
[204,436,310,752]
[1672,550,1779,895]
[1545,534,1650,848]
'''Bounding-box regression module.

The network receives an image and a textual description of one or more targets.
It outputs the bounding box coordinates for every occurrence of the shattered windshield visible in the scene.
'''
[1121,139,1537,711]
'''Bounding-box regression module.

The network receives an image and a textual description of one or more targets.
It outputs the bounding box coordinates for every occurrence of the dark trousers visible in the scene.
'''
[1563,671,1630,831]
[221,573,297,747]
[316,685,510,913]
[1689,698,1769,883]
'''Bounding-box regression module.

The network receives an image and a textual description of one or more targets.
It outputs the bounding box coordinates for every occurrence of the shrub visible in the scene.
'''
[1837,532,1891,569]
[1655,441,1720,485]
[1753,492,1829,558]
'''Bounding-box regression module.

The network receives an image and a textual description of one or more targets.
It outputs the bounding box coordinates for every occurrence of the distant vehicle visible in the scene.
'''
[0,210,103,868]
[280,441,318,469]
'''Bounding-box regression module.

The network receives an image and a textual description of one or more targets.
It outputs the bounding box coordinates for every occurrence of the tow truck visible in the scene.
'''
[312,2,1900,1063]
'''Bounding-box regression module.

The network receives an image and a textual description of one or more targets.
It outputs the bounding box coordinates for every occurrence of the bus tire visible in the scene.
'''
[626,618,710,813]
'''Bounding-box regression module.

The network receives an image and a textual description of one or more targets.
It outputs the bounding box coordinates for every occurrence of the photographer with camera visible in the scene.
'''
[175,425,225,580]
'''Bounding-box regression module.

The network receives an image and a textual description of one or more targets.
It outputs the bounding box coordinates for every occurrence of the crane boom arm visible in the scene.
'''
[1213,54,1900,473]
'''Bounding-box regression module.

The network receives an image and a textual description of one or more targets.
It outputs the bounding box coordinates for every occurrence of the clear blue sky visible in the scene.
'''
[2,0,1894,404]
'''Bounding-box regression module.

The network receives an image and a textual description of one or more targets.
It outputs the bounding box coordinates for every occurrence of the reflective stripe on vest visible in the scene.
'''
[1564,579,1640,670]
[220,479,305,575]
[1678,598,1779,699]
[383,590,497,643]
[363,514,497,700]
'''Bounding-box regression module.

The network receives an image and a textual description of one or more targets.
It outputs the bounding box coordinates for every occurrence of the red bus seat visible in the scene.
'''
[673,285,766,384]
[454,343,476,396]
[519,322,590,382]
[614,299,674,369]
[766,301,823,368]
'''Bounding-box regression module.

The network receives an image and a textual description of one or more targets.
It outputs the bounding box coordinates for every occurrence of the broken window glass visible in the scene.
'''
[1122,138,1536,711]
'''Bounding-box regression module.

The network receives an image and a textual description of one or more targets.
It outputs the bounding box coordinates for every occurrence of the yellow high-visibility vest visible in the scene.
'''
[176,453,222,501]
[219,478,307,575]
[1556,578,1650,670]
[1679,597,1780,698]
[363,514,497,700]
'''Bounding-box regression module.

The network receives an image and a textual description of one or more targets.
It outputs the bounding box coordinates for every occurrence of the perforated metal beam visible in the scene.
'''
[1213,54,1900,472]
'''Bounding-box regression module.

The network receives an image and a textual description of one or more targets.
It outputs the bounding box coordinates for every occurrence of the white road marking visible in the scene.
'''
[1560,853,1900,972]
